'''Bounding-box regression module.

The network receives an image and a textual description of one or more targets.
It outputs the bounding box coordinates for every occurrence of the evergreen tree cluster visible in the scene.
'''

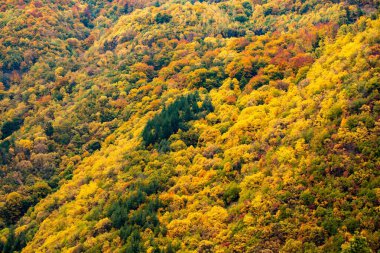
[155,13,172,24]
[1,118,23,140]
[107,181,166,252]
[142,92,214,147]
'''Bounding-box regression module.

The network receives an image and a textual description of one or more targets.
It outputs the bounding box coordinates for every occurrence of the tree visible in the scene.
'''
[223,183,241,206]
[44,122,54,137]
[1,118,23,139]
[342,234,372,253]
[155,13,172,24]
[3,228,15,253]
[142,93,213,147]
[2,192,25,225]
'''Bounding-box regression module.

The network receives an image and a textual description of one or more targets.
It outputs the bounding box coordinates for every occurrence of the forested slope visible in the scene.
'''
[0,0,379,252]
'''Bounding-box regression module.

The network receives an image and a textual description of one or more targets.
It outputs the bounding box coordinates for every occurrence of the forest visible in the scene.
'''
[0,0,379,252]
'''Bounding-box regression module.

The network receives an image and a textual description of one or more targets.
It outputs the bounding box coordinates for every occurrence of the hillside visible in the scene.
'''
[0,0,379,252]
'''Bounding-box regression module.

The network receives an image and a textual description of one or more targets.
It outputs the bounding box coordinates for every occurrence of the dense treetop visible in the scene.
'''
[0,0,379,252]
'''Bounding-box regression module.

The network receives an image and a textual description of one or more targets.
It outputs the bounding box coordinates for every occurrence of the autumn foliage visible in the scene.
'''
[0,0,379,252]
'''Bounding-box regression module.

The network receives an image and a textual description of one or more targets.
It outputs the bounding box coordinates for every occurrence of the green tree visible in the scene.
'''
[342,234,372,253]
